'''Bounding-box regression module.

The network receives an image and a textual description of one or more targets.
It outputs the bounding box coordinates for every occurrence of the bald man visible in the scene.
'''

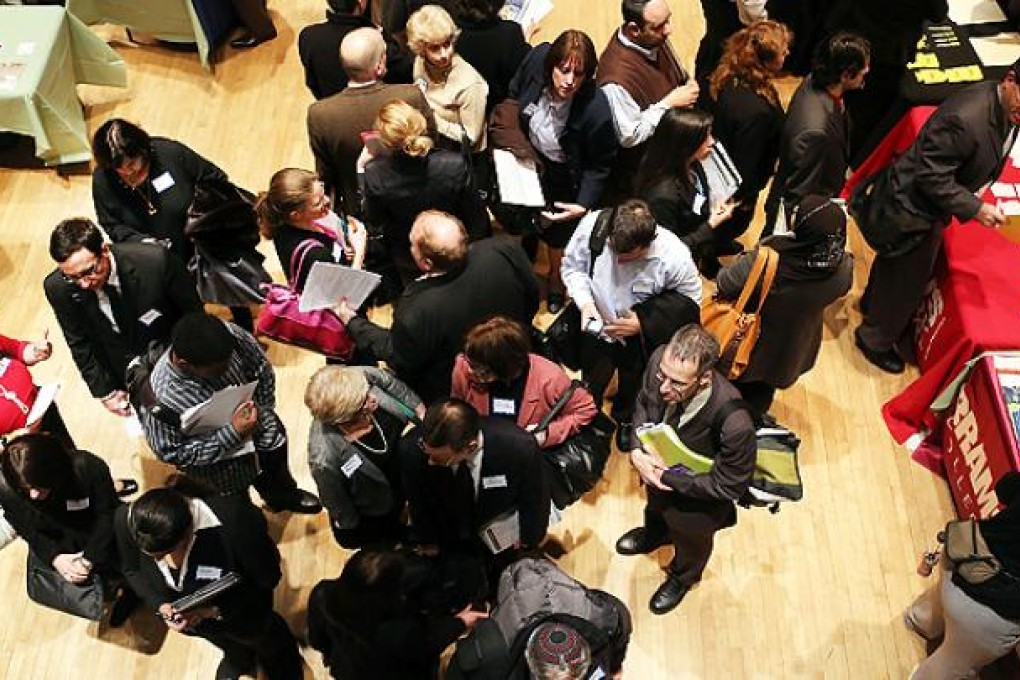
[338,211,539,402]
[307,27,434,217]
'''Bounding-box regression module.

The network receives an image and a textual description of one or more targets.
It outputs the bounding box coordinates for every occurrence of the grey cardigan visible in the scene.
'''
[307,367,421,530]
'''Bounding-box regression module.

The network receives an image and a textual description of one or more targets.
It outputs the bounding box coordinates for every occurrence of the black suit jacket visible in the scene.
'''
[890,81,1013,223]
[401,417,550,549]
[43,242,203,398]
[346,237,539,402]
[113,495,280,617]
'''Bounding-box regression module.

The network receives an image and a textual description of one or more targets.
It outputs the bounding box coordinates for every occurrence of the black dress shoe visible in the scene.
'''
[649,576,690,615]
[107,586,140,628]
[230,33,264,49]
[854,327,905,374]
[615,423,635,452]
[615,527,669,555]
[266,489,322,514]
[546,292,565,314]
[115,478,139,498]
[215,653,256,680]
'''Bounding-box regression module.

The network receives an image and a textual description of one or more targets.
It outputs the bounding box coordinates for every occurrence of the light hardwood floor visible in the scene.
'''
[0,1,954,678]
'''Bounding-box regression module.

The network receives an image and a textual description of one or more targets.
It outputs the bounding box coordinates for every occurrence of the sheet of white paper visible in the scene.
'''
[25,382,59,426]
[999,199,1020,216]
[16,42,36,56]
[519,0,554,31]
[992,182,1018,199]
[124,414,144,438]
[970,33,1020,67]
[479,510,520,554]
[298,261,382,313]
[180,382,258,435]
[493,148,545,207]
[948,0,1006,24]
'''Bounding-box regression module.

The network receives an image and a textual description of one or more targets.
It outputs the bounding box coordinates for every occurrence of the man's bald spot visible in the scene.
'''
[412,211,466,251]
[340,27,386,78]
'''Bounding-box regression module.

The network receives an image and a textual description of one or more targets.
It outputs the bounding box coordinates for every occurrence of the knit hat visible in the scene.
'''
[524,622,591,679]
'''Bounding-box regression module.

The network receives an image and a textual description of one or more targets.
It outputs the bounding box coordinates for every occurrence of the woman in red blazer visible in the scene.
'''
[451,316,596,448]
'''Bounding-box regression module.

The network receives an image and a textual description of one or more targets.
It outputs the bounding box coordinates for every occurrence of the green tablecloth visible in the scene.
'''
[67,0,212,70]
[0,7,126,166]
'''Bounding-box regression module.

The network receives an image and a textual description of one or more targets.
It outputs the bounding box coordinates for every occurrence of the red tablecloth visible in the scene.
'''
[849,109,1020,472]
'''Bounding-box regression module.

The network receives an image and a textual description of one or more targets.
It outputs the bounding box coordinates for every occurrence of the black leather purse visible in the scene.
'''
[26,551,105,621]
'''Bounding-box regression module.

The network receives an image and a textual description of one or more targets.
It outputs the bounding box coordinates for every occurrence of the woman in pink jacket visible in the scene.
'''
[451,316,596,448]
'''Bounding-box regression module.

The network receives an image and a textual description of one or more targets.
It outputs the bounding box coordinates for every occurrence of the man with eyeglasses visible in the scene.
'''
[616,324,756,615]
[43,217,202,418]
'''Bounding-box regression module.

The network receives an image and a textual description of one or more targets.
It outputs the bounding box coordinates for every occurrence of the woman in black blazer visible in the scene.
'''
[360,100,491,286]
[707,20,791,246]
[501,30,617,312]
[635,108,738,278]
[115,486,302,680]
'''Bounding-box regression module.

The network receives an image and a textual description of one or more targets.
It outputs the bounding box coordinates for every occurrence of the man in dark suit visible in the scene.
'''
[401,399,550,556]
[43,218,202,417]
[307,26,434,217]
[763,32,871,234]
[114,487,303,679]
[298,0,413,100]
[337,210,539,403]
[856,65,1020,373]
[618,325,756,615]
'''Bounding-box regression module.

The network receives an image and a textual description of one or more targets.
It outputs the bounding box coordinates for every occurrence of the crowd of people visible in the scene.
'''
[2,0,1020,678]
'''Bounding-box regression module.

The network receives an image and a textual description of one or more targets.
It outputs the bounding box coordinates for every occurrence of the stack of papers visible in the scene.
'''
[493,149,545,207]
[635,423,713,472]
[700,142,742,209]
[181,382,257,435]
[499,0,554,32]
[298,262,381,313]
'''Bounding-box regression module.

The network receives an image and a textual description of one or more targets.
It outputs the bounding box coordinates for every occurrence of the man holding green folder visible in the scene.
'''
[616,324,756,615]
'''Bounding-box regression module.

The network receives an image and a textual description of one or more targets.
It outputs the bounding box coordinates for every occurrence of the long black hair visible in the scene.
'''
[1,433,83,500]
[634,108,713,197]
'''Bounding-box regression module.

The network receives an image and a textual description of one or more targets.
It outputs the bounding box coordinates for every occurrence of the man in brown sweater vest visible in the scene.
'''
[597,0,700,201]
[307,27,435,217]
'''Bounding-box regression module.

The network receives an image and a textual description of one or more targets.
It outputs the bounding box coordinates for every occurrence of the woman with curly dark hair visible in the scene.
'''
[707,20,792,245]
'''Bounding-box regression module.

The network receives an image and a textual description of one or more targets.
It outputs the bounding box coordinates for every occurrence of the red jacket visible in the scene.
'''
[0,335,36,435]
[451,353,597,448]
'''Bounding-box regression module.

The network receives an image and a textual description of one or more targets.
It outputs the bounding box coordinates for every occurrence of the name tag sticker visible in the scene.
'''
[692,193,706,214]
[632,281,654,295]
[482,475,508,490]
[341,455,363,478]
[66,498,90,511]
[492,398,516,416]
[195,565,222,581]
[139,309,163,326]
[589,667,607,680]
[151,172,175,193]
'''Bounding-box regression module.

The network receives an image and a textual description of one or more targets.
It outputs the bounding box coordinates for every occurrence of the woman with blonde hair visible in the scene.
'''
[304,365,424,548]
[405,4,489,152]
[707,20,792,245]
[359,100,490,286]
[255,167,367,291]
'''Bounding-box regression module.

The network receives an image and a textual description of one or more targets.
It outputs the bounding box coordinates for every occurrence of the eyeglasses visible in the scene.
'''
[62,258,101,283]
[655,369,700,395]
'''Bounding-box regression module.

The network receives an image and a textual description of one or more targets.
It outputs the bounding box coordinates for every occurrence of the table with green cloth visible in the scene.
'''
[67,0,214,70]
[0,6,126,166]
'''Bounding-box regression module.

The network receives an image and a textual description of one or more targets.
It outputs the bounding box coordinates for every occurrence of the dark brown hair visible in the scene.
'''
[608,200,658,254]
[544,30,598,86]
[463,316,531,382]
[420,399,480,451]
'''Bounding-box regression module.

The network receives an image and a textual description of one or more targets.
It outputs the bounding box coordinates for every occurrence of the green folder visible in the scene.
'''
[636,423,713,472]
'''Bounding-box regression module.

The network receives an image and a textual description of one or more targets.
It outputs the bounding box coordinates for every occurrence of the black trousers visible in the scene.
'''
[330,512,407,550]
[643,487,736,587]
[252,441,301,507]
[694,0,742,84]
[193,606,301,679]
[735,381,776,423]
[579,334,646,422]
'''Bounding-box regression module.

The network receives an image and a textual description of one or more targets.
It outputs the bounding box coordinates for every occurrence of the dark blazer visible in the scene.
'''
[890,81,1013,223]
[271,224,346,291]
[642,166,717,263]
[508,42,618,208]
[346,236,540,403]
[401,416,551,549]
[765,76,848,227]
[92,137,228,263]
[456,17,531,114]
[0,451,119,567]
[43,242,203,398]
[710,82,784,203]
[717,249,854,388]
[297,13,413,100]
[113,495,281,617]
[308,81,435,216]
[633,354,756,515]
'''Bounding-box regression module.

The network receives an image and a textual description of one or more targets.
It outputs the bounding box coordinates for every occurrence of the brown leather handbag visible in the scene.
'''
[701,246,779,380]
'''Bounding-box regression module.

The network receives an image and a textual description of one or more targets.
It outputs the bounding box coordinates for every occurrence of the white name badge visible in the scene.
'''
[492,398,516,416]
[631,280,655,295]
[692,193,706,215]
[482,474,508,490]
[522,102,538,117]
[66,498,90,511]
[341,455,363,478]
[139,309,163,326]
[196,565,222,580]
[589,667,606,680]
[151,172,175,193]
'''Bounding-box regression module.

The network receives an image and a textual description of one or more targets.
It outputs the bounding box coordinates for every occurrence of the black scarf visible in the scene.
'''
[764,194,847,282]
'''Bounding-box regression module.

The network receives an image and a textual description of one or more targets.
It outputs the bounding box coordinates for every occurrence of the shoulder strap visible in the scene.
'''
[288,238,322,291]
[534,379,585,432]
[587,207,615,277]
[710,398,752,453]
[732,246,779,315]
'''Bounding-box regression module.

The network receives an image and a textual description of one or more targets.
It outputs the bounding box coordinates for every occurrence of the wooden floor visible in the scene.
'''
[0,1,953,678]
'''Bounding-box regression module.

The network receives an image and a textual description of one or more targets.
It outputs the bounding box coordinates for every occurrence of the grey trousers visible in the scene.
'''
[906,567,1020,679]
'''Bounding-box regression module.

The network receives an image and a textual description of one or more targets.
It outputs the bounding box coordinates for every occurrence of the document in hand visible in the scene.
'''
[25,382,59,426]
[479,509,520,554]
[500,0,554,31]
[635,423,713,472]
[180,381,258,435]
[171,571,242,613]
[700,142,742,208]
[298,261,381,313]
[493,148,545,207]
